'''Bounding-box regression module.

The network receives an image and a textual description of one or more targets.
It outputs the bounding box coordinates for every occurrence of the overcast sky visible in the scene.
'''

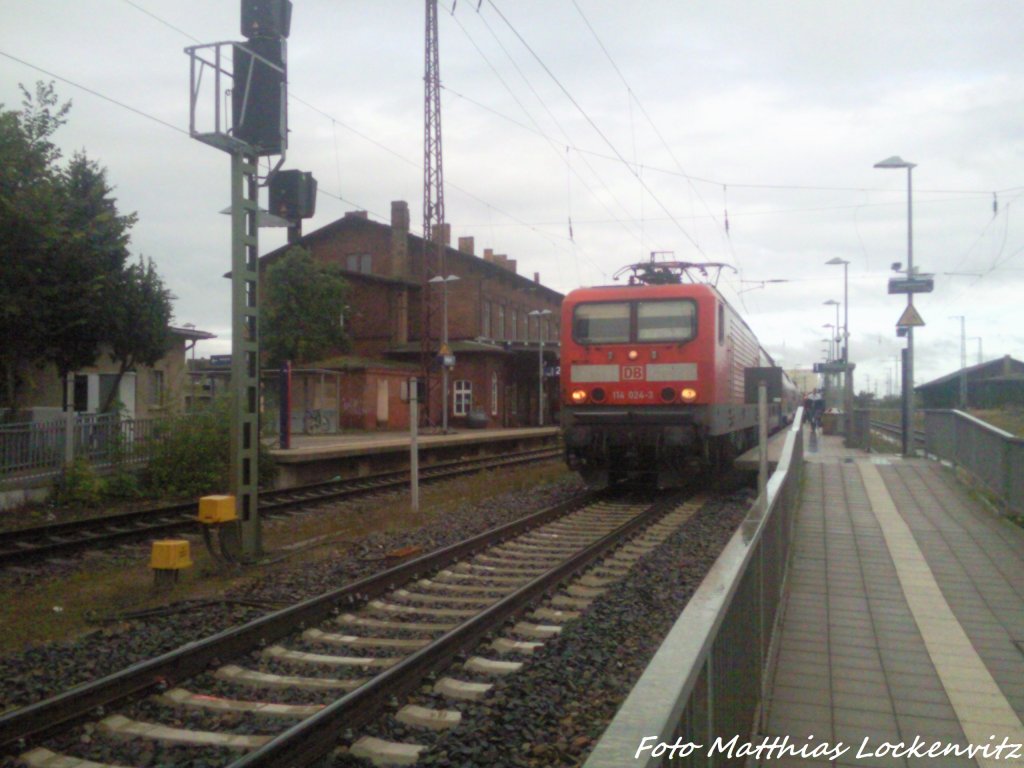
[2,0,1022,395]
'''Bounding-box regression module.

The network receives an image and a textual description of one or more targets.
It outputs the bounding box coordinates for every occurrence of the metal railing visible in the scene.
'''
[924,409,1024,516]
[584,410,805,768]
[0,414,171,483]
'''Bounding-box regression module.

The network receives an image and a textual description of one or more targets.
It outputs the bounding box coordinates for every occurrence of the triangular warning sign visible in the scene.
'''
[896,304,925,327]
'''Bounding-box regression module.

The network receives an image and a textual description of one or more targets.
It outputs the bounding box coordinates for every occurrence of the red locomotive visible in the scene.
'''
[560,259,797,488]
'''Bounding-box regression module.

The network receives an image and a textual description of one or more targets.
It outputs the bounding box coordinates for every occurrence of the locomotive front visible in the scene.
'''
[560,282,718,488]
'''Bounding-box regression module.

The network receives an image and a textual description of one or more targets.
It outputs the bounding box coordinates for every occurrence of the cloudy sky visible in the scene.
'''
[2,0,1022,395]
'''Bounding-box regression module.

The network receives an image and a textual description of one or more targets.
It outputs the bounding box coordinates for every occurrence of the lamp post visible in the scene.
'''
[950,315,967,409]
[826,258,852,440]
[529,309,552,426]
[429,274,460,433]
[824,299,840,356]
[875,155,916,457]
[969,336,983,366]
[823,324,835,362]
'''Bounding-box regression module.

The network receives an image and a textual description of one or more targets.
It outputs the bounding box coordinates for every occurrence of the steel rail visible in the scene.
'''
[0,447,561,568]
[0,489,595,751]
[230,492,683,768]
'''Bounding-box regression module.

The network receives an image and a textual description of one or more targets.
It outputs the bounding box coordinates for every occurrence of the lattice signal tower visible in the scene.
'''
[423,0,448,428]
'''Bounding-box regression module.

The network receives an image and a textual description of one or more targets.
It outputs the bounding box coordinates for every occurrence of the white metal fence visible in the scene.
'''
[0,413,170,484]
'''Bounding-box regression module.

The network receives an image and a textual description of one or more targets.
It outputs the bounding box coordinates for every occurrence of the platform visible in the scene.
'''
[735,427,792,472]
[267,427,560,488]
[758,432,1024,766]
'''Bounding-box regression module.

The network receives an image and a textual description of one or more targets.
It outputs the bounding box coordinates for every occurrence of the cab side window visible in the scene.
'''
[718,303,725,344]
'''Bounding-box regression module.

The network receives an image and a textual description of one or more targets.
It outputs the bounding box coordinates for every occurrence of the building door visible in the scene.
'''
[504,383,517,427]
[376,378,389,427]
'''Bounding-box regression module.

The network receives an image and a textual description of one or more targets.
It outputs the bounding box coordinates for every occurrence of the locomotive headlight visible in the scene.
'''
[627,349,639,360]
[571,388,588,404]
[681,387,698,402]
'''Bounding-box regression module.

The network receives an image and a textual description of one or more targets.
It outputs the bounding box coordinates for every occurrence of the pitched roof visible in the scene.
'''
[915,355,1024,391]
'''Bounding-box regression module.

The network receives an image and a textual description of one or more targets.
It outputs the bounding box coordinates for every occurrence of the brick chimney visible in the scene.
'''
[458,236,475,255]
[344,210,369,219]
[390,201,410,278]
[434,223,451,247]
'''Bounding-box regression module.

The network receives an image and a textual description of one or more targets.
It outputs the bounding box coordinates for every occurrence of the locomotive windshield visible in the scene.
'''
[573,299,696,344]
[573,302,630,343]
[637,300,695,341]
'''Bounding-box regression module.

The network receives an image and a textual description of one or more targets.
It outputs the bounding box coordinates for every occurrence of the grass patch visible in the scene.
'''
[0,461,573,654]
[968,406,1024,437]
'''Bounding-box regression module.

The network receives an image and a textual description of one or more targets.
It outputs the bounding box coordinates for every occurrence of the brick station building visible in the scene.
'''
[261,201,563,431]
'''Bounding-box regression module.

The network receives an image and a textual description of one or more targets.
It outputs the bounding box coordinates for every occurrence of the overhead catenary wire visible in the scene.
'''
[93,2,589,263]
[482,0,706,257]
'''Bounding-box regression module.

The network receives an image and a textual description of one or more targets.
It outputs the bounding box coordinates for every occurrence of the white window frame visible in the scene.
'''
[491,372,498,416]
[453,379,472,416]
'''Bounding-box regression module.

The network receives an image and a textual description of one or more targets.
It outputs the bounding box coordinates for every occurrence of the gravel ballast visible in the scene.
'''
[0,470,757,768]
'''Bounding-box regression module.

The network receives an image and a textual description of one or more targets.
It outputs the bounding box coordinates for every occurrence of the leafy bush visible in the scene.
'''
[103,468,142,500]
[55,457,103,507]
[144,398,275,499]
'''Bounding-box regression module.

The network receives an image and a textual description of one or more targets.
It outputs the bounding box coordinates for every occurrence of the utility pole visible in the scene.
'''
[423,0,448,431]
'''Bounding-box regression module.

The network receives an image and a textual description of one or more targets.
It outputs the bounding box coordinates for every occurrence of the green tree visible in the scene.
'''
[0,82,167,415]
[100,256,175,413]
[0,83,69,410]
[262,246,350,365]
[43,152,137,383]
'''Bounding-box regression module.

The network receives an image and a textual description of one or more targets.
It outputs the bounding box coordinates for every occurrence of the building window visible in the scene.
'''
[497,305,506,341]
[482,300,491,338]
[345,253,372,273]
[510,309,518,341]
[151,370,165,407]
[454,379,472,416]
[491,372,498,416]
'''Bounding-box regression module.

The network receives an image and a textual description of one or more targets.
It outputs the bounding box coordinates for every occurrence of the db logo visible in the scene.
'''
[621,365,645,381]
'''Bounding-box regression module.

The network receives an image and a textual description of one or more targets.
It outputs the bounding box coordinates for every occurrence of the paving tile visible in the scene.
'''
[879,656,936,677]
[773,668,831,690]
[888,682,958,706]
[831,675,890,699]
[835,748,909,768]
[766,700,832,724]
[833,690,895,715]
[885,670,946,693]
[895,714,965,742]
[833,706,899,731]
[892,697,957,721]
[831,655,884,675]
[765,714,833,741]
[771,683,832,707]
[832,665,887,687]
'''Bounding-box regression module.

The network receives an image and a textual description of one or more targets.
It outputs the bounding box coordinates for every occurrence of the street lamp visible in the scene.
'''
[822,324,835,361]
[826,257,852,440]
[429,274,460,433]
[529,309,552,426]
[874,155,916,457]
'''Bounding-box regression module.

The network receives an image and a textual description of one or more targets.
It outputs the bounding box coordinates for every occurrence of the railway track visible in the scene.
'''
[2,488,709,767]
[869,419,925,449]
[0,446,561,570]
